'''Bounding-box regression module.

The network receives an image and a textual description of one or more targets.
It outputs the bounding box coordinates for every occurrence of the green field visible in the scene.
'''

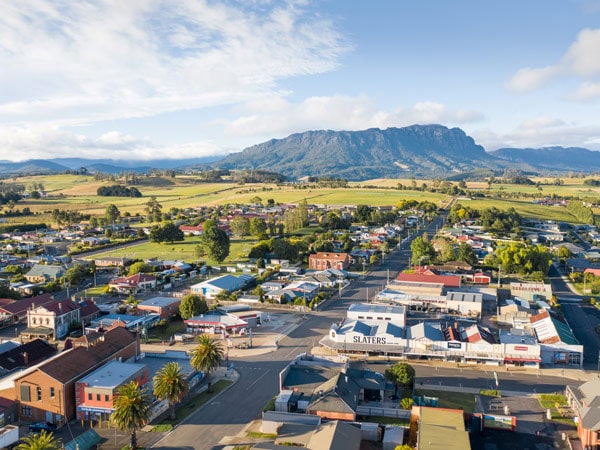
[7,173,600,229]
[414,389,476,413]
[87,236,257,266]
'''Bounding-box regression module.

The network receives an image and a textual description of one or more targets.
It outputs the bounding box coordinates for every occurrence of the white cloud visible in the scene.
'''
[0,124,225,161]
[507,28,600,94]
[472,117,600,150]
[224,95,484,137]
[0,1,348,127]
[570,81,600,100]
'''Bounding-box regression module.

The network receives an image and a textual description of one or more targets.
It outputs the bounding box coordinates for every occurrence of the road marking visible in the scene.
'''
[246,369,271,391]
[284,345,301,358]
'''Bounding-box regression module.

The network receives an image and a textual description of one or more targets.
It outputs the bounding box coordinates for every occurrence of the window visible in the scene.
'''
[36,386,42,401]
[21,405,32,416]
[88,393,92,401]
[105,395,109,402]
[20,385,30,402]
[96,394,101,401]
[50,387,55,398]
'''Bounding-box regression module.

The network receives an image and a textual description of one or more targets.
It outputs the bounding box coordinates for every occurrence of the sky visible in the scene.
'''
[2,0,600,162]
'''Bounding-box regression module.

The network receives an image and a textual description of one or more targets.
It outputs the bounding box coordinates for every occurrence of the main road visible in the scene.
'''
[152,214,564,449]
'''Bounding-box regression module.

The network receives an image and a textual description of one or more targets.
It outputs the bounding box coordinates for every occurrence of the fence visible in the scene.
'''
[356,406,410,419]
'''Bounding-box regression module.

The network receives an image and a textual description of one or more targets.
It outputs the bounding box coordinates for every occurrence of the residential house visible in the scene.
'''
[75,360,148,421]
[308,253,350,271]
[12,326,138,425]
[24,265,65,283]
[108,273,157,295]
[137,297,182,319]
[25,300,81,341]
[415,406,471,450]
[79,301,101,325]
[93,257,131,269]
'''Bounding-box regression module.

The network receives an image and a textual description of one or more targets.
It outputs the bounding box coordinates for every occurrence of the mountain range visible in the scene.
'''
[1,125,599,180]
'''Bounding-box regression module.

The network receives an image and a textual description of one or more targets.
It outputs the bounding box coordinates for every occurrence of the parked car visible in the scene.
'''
[28,422,57,433]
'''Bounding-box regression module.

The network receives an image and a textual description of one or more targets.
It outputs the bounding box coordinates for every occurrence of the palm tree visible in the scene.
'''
[111,380,151,449]
[190,334,224,391]
[153,361,188,420]
[16,430,61,450]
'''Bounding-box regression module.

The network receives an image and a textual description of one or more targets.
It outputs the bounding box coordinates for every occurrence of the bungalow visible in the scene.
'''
[108,273,157,294]
[24,264,65,283]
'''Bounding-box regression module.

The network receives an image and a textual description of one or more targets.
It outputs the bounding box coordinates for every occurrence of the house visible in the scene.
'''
[108,273,157,294]
[75,360,148,421]
[0,294,55,325]
[190,274,254,300]
[308,253,350,271]
[24,300,81,341]
[566,379,600,449]
[415,406,471,450]
[137,297,182,319]
[12,326,138,425]
[93,257,131,269]
[78,301,101,325]
[396,272,461,289]
[24,264,65,283]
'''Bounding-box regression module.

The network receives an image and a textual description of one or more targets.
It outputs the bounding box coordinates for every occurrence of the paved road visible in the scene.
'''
[547,264,600,370]
[153,213,570,449]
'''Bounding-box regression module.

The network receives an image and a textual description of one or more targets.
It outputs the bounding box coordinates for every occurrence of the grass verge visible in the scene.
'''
[537,394,575,427]
[247,431,278,439]
[415,389,477,413]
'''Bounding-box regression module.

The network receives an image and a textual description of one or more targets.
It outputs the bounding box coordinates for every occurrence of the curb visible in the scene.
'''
[150,369,240,448]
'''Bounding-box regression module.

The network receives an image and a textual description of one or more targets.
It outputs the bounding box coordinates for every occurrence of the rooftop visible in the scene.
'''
[348,303,406,315]
[78,360,146,389]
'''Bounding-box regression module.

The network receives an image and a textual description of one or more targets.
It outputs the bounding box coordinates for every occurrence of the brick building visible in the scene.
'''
[12,327,138,426]
[308,252,350,271]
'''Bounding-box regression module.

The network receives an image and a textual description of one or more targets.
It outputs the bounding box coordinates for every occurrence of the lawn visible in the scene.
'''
[414,389,476,413]
[538,394,576,426]
[86,236,257,266]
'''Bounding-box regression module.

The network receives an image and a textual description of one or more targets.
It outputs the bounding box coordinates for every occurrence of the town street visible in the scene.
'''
[153,214,579,449]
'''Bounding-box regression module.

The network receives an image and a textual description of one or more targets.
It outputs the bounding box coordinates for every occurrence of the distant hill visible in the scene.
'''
[489,146,600,172]
[0,156,224,176]
[213,125,514,180]
[0,159,70,175]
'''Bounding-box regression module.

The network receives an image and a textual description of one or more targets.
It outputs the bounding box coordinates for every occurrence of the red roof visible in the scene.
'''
[584,268,600,277]
[309,252,350,261]
[110,273,156,287]
[396,273,461,288]
[40,300,79,315]
[0,293,55,315]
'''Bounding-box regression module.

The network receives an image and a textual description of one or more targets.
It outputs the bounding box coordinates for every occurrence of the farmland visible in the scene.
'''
[4,173,600,229]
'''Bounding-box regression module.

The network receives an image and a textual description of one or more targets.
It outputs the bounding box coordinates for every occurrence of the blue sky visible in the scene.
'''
[1,0,600,161]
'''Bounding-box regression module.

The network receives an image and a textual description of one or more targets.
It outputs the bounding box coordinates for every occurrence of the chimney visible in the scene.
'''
[58,302,63,313]
[22,352,28,365]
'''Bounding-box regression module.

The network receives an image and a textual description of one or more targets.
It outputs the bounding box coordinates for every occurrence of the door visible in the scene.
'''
[46,411,53,423]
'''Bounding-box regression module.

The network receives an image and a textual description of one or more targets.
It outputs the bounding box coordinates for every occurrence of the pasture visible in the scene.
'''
[6,173,600,227]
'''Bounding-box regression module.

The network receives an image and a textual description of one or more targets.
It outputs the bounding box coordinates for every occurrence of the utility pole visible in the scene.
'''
[387,268,390,285]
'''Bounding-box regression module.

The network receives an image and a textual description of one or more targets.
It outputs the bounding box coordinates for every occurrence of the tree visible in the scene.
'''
[16,430,61,450]
[145,196,163,222]
[179,294,208,319]
[153,362,188,421]
[457,242,477,265]
[105,204,121,223]
[190,334,224,391]
[272,238,298,261]
[201,220,230,263]
[149,222,184,244]
[230,216,250,238]
[128,261,152,275]
[410,236,435,267]
[111,381,151,450]
[385,363,415,395]
[354,204,372,223]
[249,218,268,239]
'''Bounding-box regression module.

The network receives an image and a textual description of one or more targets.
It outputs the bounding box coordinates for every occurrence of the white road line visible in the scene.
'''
[246,368,271,391]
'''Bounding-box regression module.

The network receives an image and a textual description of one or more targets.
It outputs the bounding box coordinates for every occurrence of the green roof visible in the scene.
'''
[552,318,579,345]
[418,407,470,450]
